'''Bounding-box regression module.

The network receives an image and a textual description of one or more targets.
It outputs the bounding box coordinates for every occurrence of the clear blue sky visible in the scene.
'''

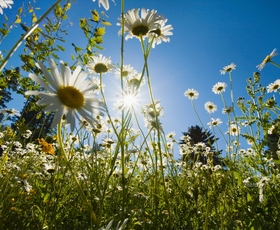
[1,0,280,157]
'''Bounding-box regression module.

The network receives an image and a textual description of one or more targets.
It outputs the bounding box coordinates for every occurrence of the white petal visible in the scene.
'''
[60,61,71,86]
[49,58,63,86]
[29,73,55,93]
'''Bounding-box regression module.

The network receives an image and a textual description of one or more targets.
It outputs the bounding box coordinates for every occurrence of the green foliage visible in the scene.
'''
[0,0,280,229]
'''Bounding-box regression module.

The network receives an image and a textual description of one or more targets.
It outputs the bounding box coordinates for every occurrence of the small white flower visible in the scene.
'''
[204,101,217,113]
[86,54,113,74]
[118,8,163,40]
[212,82,227,94]
[256,48,278,71]
[228,124,240,136]
[0,108,20,116]
[220,63,236,75]
[207,118,222,128]
[267,79,280,93]
[114,65,137,79]
[184,89,199,100]
[268,125,275,134]
[148,18,173,48]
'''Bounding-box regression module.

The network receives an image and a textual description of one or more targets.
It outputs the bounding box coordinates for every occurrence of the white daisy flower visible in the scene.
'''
[119,8,163,40]
[207,118,222,128]
[184,88,199,100]
[222,106,234,114]
[267,79,280,93]
[220,63,236,75]
[0,0,14,14]
[228,124,240,136]
[25,58,105,131]
[212,82,227,94]
[0,108,20,116]
[256,48,278,71]
[148,18,173,48]
[204,101,217,113]
[86,54,113,75]
[114,64,137,79]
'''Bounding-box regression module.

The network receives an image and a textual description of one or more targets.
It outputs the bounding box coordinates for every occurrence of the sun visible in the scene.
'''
[122,93,137,108]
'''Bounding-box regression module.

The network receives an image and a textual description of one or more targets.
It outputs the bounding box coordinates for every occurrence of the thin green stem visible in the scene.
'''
[57,121,98,228]
[270,60,280,69]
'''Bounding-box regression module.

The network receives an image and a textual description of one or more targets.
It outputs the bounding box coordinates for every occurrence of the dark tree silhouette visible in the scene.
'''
[180,125,224,167]
[11,96,56,142]
[0,68,20,122]
[265,119,280,161]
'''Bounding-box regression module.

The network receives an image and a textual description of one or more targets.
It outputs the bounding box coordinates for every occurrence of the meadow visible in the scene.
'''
[0,0,280,229]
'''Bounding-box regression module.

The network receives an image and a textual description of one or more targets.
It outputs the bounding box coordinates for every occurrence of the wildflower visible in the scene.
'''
[267,79,280,93]
[0,0,14,14]
[239,148,246,154]
[144,100,164,118]
[228,124,240,136]
[246,138,254,145]
[43,163,56,174]
[149,18,173,48]
[241,120,250,127]
[25,58,105,131]
[22,179,32,193]
[204,101,217,113]
[0,108,20,116]
[207,118,222,128]
[256,48,278,71]
[213,165,222,171]
[38,138,55,155]
[222,106,234,114]
[114,65,137,79]
[92,0,110,11]
[166,131,175,139]
[119,8,163,40]
[220,63,236,75]
[268,125,275,135]
[212,82,227,94]
[184,88,199,100]
[86,54,113,74]
[21,130,32,139]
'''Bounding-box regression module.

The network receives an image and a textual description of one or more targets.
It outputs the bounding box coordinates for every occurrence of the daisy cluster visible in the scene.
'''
[119,8,173,47]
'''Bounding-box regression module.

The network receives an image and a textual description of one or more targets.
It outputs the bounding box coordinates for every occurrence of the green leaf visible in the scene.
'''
[247,192,252,202]
[57,45,66,51]
[233,171,242,187]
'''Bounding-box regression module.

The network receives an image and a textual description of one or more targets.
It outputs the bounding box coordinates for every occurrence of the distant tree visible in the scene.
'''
[180,125,224,167]
[265,119,280,161]
[11,96,56,142]
[0,68,20,122]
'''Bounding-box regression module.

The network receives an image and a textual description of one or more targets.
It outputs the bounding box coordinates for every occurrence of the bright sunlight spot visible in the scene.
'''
[123,93,137,107]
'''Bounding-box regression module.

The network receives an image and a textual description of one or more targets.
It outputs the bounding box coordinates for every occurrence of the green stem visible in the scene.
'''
[203,192,211,230]
[270,60,280,69]
[57,121,98,228]
[0,0,62,72]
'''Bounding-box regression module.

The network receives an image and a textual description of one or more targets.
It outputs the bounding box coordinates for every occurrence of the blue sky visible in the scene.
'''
[1,0,280,157]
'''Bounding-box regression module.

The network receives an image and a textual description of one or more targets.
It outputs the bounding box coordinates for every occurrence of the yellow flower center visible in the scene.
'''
[272,84,279,90]
[94,63,108,73]
[57,86,84,109]
[132,24,149,37]
[263,55,271,64]
[122,70,129,76]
